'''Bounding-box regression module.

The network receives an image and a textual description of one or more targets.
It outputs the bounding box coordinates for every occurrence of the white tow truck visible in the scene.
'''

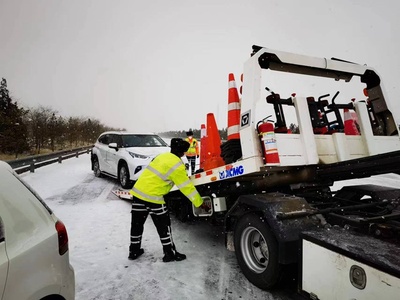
[165,46,400,299]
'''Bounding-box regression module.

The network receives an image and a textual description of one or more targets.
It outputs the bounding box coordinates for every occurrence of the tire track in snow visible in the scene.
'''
[46,175,116,203]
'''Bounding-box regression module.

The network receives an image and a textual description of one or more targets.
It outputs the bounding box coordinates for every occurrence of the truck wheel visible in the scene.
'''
[234,213,281,290]
[119,163,133,189]
[92,157,102,178]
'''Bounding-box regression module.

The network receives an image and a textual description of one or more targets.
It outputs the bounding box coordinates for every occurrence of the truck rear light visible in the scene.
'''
[55,220,69,255]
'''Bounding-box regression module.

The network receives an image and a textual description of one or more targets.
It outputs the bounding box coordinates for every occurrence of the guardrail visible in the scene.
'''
[6,145,93,174]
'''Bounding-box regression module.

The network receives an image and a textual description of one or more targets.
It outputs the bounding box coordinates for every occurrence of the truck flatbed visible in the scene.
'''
[170,149,400,198]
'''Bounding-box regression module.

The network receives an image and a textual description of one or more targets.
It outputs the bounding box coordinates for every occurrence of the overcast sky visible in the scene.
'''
[1,0,399,133]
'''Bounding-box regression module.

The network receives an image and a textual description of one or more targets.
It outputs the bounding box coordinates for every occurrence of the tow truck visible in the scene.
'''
[165,46,400,299]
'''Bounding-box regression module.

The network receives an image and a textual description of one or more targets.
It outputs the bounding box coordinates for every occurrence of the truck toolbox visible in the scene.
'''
[300,228,400,300]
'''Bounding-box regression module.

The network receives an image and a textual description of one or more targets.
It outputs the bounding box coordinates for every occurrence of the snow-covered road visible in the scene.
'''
[18,154,400,300]
[20,154,298,300]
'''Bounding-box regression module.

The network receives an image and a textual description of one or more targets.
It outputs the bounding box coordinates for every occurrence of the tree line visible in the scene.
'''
[0,78,123,158]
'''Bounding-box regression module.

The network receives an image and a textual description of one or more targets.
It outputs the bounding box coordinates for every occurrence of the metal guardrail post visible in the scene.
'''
[30,160,36,173]
[58,156,62,163]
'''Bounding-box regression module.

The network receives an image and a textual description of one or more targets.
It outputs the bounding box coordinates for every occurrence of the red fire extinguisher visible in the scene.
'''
[257,120,280,165]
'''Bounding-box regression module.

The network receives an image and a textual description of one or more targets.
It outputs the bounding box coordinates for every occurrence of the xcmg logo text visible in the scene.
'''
[219,165,244,179]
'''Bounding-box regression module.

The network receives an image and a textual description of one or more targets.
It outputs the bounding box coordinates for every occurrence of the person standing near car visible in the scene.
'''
[128,138,205,262]
[184,130,199,175]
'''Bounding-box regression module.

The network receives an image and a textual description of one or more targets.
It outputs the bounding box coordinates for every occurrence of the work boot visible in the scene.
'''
[128,248,144,260]
[174,251,186,261]
[162,251,176,262]
[162,250,187,262]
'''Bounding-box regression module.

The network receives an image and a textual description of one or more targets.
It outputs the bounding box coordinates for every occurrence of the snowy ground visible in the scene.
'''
[20,154,297,300]
[19,154,400,300]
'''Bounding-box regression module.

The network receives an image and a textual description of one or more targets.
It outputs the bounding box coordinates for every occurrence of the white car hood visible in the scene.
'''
[124,146,170,157]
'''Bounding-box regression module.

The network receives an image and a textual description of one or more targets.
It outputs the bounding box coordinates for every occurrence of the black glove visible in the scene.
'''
[200,202,210,212]
[196,155,199,158]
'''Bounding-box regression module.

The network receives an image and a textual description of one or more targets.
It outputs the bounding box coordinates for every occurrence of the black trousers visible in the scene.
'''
[129,196,175,254]
[186,155,196,174]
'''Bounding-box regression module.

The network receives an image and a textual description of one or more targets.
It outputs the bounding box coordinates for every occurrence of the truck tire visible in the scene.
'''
[234,213,281,290]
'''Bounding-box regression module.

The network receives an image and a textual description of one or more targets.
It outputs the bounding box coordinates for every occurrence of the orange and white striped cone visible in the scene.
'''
[227,73,241,140]
[344,108,360,135]
[199,123,207,170]
[203,113,225,171]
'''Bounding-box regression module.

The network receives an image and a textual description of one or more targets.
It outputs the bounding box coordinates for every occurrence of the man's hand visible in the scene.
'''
[200,202,211,212]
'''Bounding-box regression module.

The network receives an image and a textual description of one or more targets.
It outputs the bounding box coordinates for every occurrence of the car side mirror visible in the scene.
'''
[108,142,119,151]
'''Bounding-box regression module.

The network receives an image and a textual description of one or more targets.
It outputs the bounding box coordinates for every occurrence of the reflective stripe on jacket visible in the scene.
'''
[184,137,199,157]
[130,152,203,207]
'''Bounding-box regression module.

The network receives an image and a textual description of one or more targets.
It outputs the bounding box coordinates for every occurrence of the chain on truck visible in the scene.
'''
[165,45,400,299]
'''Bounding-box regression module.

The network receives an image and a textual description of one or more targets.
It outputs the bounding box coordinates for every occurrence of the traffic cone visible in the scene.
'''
[227,73,241,140]
[203,113,225,171]
[199,123,207,170]
[344,108,360,135]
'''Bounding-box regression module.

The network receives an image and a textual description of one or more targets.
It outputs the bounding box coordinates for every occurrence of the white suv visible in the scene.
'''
[0,161,75,300]
[91,131,170,188]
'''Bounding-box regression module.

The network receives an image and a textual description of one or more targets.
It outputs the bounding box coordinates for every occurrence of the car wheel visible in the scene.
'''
[119,163,133,189]
[93,157,102,177]
[234,213,281,290]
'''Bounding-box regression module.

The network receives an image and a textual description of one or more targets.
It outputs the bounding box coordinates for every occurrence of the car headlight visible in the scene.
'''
[128,151,150,160]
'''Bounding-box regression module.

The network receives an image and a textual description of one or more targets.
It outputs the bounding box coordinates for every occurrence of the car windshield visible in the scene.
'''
[121,134,169,147]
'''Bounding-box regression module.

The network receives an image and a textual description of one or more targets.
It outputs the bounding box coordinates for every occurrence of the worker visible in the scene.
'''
[128,138,204,262]
[184,130,199,175]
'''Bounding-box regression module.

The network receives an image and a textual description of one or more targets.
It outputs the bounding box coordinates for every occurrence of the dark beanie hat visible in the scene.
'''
[186,130,193,136]
[170,138,190,152]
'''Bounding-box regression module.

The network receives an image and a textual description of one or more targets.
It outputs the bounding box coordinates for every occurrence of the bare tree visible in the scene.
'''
[66,117,82,147]
[27,106,58,154]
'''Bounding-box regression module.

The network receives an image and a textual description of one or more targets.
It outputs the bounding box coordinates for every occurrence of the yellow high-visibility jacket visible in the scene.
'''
[184,137,199,157]
[130,152,203,207]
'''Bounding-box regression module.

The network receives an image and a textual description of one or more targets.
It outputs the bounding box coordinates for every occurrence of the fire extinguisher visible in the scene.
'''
[257,118,280,165]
